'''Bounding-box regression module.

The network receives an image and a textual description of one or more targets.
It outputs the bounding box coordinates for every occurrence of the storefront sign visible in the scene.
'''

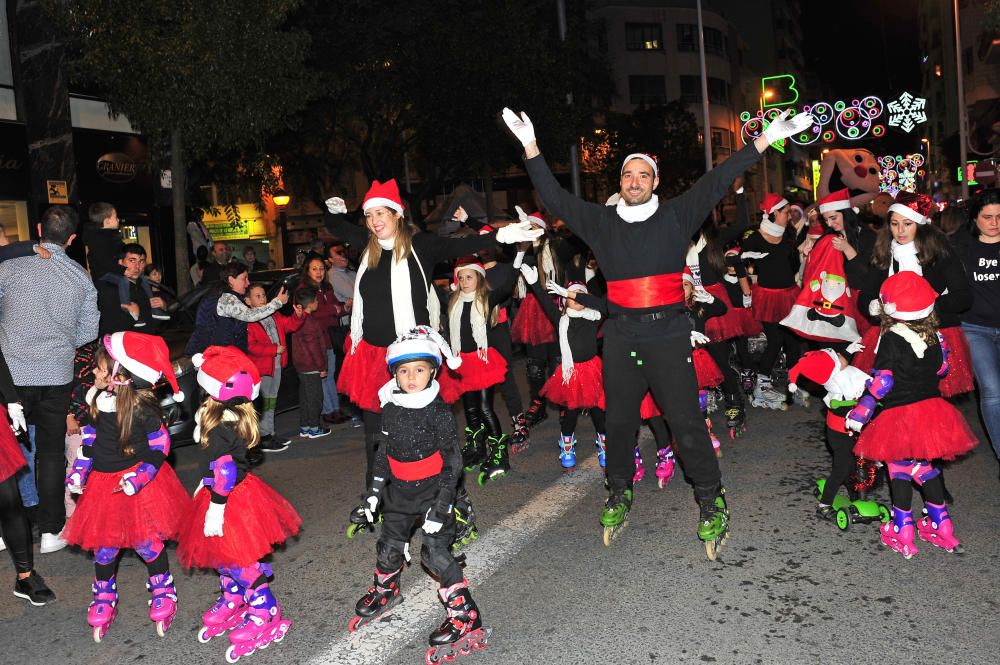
[47,180,69,204]
[202,203,268,241]
[96,152,137,183]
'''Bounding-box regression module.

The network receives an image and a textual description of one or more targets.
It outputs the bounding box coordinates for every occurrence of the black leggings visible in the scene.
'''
[462,388,502,439]
[759,322,802,377]
[560,407,606,437]
[0,475,33,574]
[734,336,754,372]
[95,548,169,582]
[526,342,559,402]
[493,326,523,416]
[890,473,946,512]
[820,429,856,505]
[706,341,742,399]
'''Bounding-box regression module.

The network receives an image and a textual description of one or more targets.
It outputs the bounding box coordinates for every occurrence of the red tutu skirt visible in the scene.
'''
[62,463,189,551]
[752,285,799,323]
[938,327,974,398]
[851,326,882,374]
[540,356,605,410]
[693,348,723,389]
[0,406,27,484]
[640,392,662,420]
[338,336,391,413]
[704,283,762,341]
[511,294,556,345]
[177,474,301,569]
[439,349,508,403]
[854,398,979,462]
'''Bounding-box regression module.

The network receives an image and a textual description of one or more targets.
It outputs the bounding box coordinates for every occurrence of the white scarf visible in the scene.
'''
[449,291,489,361]
[890,240,922,276]
[517,241,557,299]
[350,238,439,353]
[685,235,708,290]
[889,322,929,358]
[616,195,659,223]
[760,219,787,238]
[558,306,602,384]
[378,377,440,409]
[87,386,117,413]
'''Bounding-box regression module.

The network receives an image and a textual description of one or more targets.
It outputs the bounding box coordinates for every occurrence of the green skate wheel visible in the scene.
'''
[477,472,487,486]
[836,508,851,531]
[878,504,891,524]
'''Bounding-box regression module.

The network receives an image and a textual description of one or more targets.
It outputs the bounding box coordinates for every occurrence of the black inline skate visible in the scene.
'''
[425,580,492,663]
[349,567,402,631]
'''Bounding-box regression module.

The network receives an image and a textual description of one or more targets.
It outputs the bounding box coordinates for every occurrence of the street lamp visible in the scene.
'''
[273,188,290,267]
[760,90,775,193]
[920,138,931,184]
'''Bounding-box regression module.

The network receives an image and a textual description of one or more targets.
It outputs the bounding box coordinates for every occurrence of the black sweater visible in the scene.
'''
[953,230,1000,328]
[91,405,166,473]
[199,423,251,505]
[529,280,601,363]
[524,141,763,341]
[82,226,124,281]
[695,192,750,288]
[324,211,499,347]
[741,227,802,289]
[873,328,943,410]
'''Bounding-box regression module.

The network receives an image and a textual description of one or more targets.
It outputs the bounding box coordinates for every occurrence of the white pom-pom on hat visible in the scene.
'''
[446,356,463,370]
[883,302,897,316]
[191,353,205,368]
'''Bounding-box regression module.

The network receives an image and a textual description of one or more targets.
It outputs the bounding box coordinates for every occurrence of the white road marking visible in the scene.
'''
[311,456,601,665]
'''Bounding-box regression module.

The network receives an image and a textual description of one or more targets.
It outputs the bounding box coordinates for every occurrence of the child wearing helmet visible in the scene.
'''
[350,326,491,660]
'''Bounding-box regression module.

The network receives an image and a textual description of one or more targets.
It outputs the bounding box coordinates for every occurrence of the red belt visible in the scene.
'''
[497,307,508,324]
[826,411,848,434]
[388,451,443,481]
[606,273,684,309]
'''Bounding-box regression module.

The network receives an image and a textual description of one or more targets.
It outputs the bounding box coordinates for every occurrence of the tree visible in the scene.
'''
[47,0,311,291]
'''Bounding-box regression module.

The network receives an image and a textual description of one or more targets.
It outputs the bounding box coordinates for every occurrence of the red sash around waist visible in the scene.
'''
[388,450,443,481]
[497,307,508,324]
[606,273,684,309]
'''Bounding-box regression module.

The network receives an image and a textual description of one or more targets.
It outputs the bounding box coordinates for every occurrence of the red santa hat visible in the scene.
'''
[104,332,184,402]
[524,212,546,229]
[878,271,938,321]
[452,256,487,291]
[362,179,404,215]
[818,188,852,214]
[888,191,934,225]
[621,153,659,178]
[760,193,789,217]
[477,224,496,235]
[192,346,261,403]
[567,281,589,295]
[788,349,840,393]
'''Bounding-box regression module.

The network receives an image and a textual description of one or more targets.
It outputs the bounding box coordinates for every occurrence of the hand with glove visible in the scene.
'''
[422,497,452,535]
[690,331,711,348]
[119,462,156,496]
[502,108,536,148]
[845,340,866,355]
[363,493,380,523]
[496,221,544,244]
[546,281,570,299]
[845,395,876,433]
[6,403,26,435]
[324,196,347,215]
[513,250,526,269]
[452,206,469,223]
[742,293,753,309]
[692,289,715,304]
[520,264,539,285]
[760,109,815,147]
[203,502,226,537]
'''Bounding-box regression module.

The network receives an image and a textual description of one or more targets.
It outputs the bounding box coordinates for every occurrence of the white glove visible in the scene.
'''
[325,196,347,215]
[846,340,866,355]
[520,264,539,285]
[692,289,715,304]
[363,495,379,523]
[203,502,225,537]
[422,507,444,535]
[742,293,753,308]
[763,109,815,145]
[452,206,468,223]
[6,403,26,435]
[119,472,139,496]
[496,221,544,244]
[868,299,882,317]
[845,417,863,434]
[690,331,711,347]
[502,108,536,147]
[547,282,569,299]
[513,250,526,269]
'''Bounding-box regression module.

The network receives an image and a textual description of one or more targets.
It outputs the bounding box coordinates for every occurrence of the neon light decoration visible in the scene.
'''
[878,154,925,195]
[761,75,799,108]
[886,92,928,133]
[740,95,886,145]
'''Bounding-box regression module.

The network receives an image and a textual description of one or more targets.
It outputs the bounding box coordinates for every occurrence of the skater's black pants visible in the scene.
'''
[706,341,742,401]
[377,482,462,587]
[560,407,606,438]
[16,382,71,534]
[890,468,946,511]
[493,325,523,416]
[526,342,559,402]
[758,322,802,378]
[0,475,33,574]
[363,409,381,488]
[603,334,721,499]
[734,336,754,371]
[820,428,856,505]
[462,388,501,439]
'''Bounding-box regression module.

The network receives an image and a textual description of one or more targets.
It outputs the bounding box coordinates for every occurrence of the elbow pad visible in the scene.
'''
[147,425,171,456]
[204,454,238,496]
[865,369,894,400]
[66,448,94,489]
[845,394,878,432]
[121,462,157,495]
[81,424,97,449]
[936,332,950,377]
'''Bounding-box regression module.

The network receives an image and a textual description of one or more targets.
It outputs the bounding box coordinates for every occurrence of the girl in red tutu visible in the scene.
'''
[684,282,727,458]
[62,332,189,641]
[521,264,605,473]
[848,192,974,398]
[177,346,301,660]
[440,257,511,486]
[849,273,978,559]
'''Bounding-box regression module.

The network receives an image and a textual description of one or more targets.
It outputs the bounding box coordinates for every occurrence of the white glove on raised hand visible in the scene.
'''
[763,109,815,145]
[742,293,753,308]
[363,495,380,523]
[496,221,544,244]
[519,264,539,285]
[690,331,711,348]
[452,206,469,223]
[422,507,444,535]
[6,403,26,435]
[324,196,347,215]
[513,250,526,269]
[546,281,569,298]
[514,205,530,224]
[692,289,715,304]
[203,502,226,537]
[846,340,866,355]
[502,108,536,147]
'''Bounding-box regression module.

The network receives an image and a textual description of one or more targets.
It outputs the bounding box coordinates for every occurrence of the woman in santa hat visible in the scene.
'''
[176,346,301,660]
[849,192,974,398]
[849,272,978,558]
[740,192,807,410]
[62,332,190,641]
[323,180,541,531]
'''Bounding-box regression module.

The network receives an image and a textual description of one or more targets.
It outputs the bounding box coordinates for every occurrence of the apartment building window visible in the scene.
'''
[711,127,732,153]
[677,24,696,52]
[629,75,666,105]
[677,24,726,57]
[625,22,663,51]
[680,76,729,104]
[680,75,700,102]
[708,78,729,104]
[704,27,727,57]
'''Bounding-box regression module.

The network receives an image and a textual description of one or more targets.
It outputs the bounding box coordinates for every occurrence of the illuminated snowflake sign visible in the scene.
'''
[886,92,927,133]
[878,153,926,196]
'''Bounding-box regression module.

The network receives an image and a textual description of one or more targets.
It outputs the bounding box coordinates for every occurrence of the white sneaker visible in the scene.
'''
[40,532,68,554]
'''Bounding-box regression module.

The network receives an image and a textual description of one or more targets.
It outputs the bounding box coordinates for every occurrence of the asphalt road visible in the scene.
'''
[2,360,998,665]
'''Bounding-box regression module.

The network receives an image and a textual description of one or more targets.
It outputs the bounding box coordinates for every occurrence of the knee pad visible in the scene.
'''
[94,547,119,566]
[421,541,457,578]
[526,360,546,382]
[887,459,939,485]
[376,538,408,571]
[135,539,165,563]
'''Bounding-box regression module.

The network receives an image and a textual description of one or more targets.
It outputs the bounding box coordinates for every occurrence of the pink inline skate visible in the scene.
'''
[632,445,645,483]
[198,574,248,643]
[225,584,291,663]
[88,577,118,643]
[147,572,177,637]
[655,447,675,489]
[880,506,918,559]
[917,502,963,553]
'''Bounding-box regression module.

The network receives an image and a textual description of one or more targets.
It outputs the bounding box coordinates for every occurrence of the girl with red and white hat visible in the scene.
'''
[62,331,190,641]
[849,272,978,558]
[849,191,974,398]
[176,346,301,661]
[323,180,540,532]
[438,256,511,486]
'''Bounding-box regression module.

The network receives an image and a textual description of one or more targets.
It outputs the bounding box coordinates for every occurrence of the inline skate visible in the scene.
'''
[558,433,577,470]
[452,490,479,551]
[88,577,118,643]
[510,413,530,454]
[698,489,730,561]
[880,506,918,559]
[751,375,787,411]
[654,447,675,489]
[478,434,510,485]
[724,394,747,440]
[595,433,606,469]
[632,445,645,483]
[347,501,380,538]
[198,574,247,643]
[349,567,403,631]
[425,579,491,664]
[462,425,486,471]
[147,572,177,637]
[600,487,632,546]
[225,584,291,662]
[917,503,963,553]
